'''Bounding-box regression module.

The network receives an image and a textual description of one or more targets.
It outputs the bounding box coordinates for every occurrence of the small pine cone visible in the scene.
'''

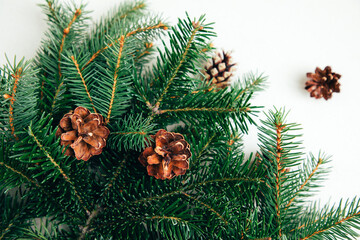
[56,106,110,161]
[138,129,191,180]
[203,50,236,89]
[305,66,341,100]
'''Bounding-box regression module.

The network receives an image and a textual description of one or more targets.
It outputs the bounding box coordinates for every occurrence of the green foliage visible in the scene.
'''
[108,114,156,151]
[0,57,39,140]
[1,0,360,239]
[0,191,31,239]
[36,0,90,118]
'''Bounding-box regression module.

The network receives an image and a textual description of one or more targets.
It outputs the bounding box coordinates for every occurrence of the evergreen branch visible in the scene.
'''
[103,159,126,196]
[106,35,125,124]
[29,127,90,214]
[237,73,267,98]
[40,79,45,101]
[70,56,97,112]
[0,155,75,219]
[119,2,145,19]
[50,81,64,114]
[126,22,167,37]
[46,1,58,23]
[285,157,323,211]
[192,177,264,187]
[111,131,146,135]
[181,192,228,225]
[274,122,285,238]
[82,22,166,70]
[132,177,264,204]
[159,106,250,114]
[135,42,153,60]
[146,215,187,223]
[289,212,332,232]
[0,162,39,188]
[108,114,155,151]
[78,206,102,240]
[300,211,360,239]
[0,212,20,240]
[58,8,82,77]
[154,24,203,108]
[103,1,146,35]
[8,68,22,138]
[132,189,182,204]
[190,133,216,167]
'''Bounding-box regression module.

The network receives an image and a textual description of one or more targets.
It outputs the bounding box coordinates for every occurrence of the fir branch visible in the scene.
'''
[78,206,102,240]
[181,192,228,225]
[154,22,203,108]
[190,132,216,167]
[131,177,264,205]
[106,35,125,124]
[300,210,360,239]
[103,159,126,196]
[103,1,146,35]
[118,1,145,20]
[40,79,45,101]
[0,160,77,220]
[46,0,59,23]
[0,212,20,240]
[159,106,250,114]
[70,56,97,112]
[146,215,187,223]
[8,68,22,139]
[237,73,267,98]
[289,212,333,233]
[108,113,155,151]
[50,80,64,114]
[111,131,146,135]
[58,8,82,77]
[0,161,39,188]
[82,22,166,70]
[274,121,285,238]
[0,57,39,139]
[28,127,90,214]
[285,157,323,211]
[126,22,167,37]
[135,42,153,60]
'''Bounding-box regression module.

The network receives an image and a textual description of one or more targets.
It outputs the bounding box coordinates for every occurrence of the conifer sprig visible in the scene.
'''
[0,57,39,140]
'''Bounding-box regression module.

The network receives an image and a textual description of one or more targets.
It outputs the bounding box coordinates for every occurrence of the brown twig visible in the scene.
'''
[8,68,22,139]
[285,158,323,211]
[29,128,89,214]
[106,35,125,124]
[275,122,286,237]
[58,9,81,77]
[78,206,103,240]
[70,56,97,113]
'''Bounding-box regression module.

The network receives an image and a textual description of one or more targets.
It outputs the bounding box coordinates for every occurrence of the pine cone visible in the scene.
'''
[305,66,341,100]
[203,50,236,89]
[56,106,110,161]
[138,129,191,180]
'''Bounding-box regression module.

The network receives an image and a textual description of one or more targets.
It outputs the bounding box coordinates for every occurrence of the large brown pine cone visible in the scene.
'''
[56,106,110,161]
[305,66,341,100]
[138,129,191,180]
[203,50,236,89]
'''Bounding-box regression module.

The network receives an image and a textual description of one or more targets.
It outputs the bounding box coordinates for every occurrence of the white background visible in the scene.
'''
[1,0,360,225]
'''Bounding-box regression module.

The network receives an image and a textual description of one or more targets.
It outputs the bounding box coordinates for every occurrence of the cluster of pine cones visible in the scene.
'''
[55,50,342,180]
[55,50,236,179]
